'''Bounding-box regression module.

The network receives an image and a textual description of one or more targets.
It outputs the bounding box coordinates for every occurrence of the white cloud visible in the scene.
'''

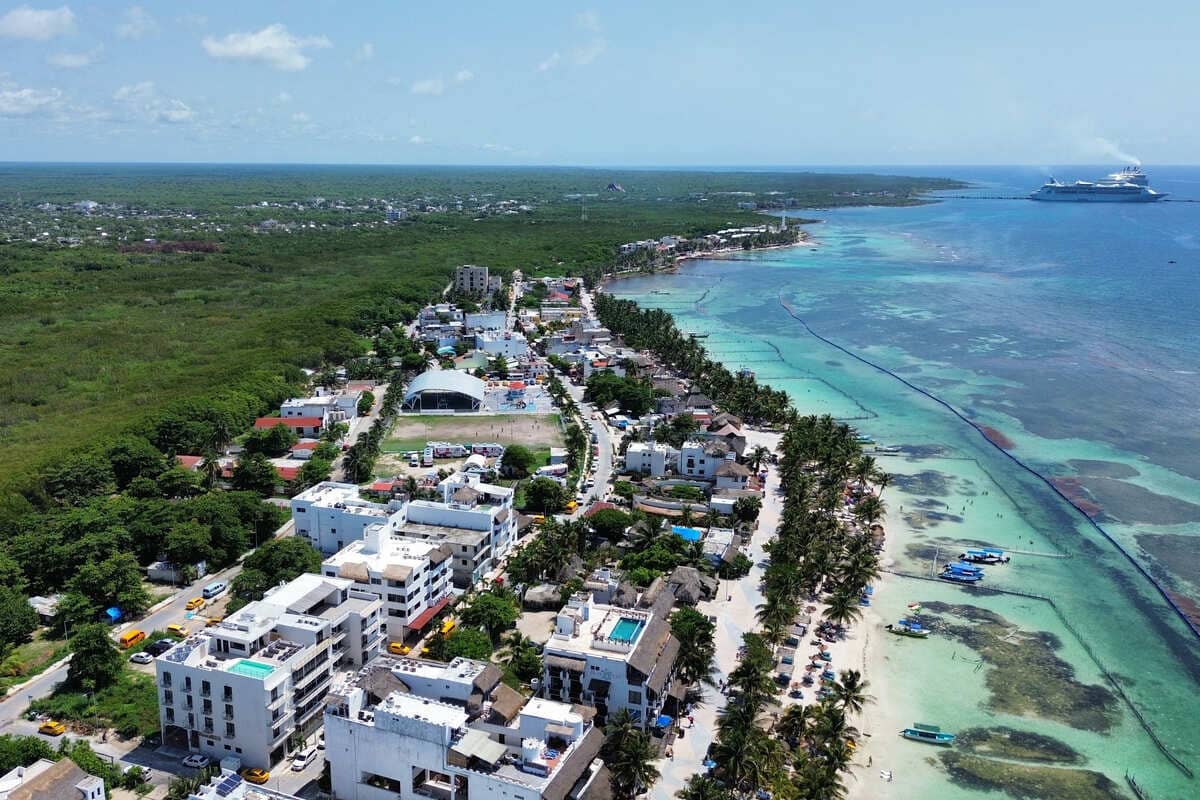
[537,52,560,72]
[47,46,100,68]
[410,78,444,96]
[291,111,310,124]
[202,24,331,72]
[0,5,75,40]
[0,85,63,116]
[454,69,473,83]
[113,81,196,124]
[274,91,292,104]
[353,41,374,62]
[116,5,156,40]
[409,135,427,145]
[571,10,605,65]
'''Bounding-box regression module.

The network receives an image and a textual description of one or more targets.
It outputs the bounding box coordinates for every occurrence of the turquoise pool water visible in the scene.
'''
[228,659,275,680]
[610,617,645,643]
[672,525,703,542]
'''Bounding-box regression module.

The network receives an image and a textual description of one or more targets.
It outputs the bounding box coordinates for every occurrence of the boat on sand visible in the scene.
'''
[901,723,956,745]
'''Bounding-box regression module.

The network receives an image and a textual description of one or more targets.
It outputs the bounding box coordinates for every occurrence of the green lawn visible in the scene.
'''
[0,632,69,695]
[29,669,160,739]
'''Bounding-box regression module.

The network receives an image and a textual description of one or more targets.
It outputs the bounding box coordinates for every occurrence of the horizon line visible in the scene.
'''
[0,160,1190,170]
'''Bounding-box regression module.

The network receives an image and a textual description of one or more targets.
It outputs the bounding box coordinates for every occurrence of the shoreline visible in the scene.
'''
[599,230,818,286]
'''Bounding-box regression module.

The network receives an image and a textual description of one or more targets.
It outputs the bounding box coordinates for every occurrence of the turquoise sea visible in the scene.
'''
[610,167,1200,799]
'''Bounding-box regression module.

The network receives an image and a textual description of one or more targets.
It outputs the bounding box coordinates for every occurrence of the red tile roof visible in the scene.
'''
[408,595,453,631]
[291,441,320,450]
[369,480,397,492]
[583,502,617,518]
[276,466,300,481]
[255,416,322,429]
[175,455,204,470]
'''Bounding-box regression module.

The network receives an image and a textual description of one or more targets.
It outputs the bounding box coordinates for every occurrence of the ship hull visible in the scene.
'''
[1031,192,1166,203]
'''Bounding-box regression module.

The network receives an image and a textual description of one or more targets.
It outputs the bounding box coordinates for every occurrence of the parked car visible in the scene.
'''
[145,639,175,657]
[185,597,205,611]
[167,624,189,637]
[387,642,411,656]
[317,731,325,750]
[291,749,318,771]
[129,651,154,665]
[38,721,66,736]
[182,754,211,769]
[240,768,270,784]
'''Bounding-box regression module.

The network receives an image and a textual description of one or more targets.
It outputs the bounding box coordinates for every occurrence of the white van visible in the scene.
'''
[202,581,227,599]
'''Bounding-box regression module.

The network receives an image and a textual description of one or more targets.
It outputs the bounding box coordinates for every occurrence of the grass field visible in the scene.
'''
[384,414,564,452]
[0,633,69,695]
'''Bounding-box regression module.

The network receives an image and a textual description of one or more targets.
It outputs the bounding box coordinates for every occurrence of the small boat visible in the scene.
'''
[886,619,930,638]
[939,563,984,584]
[959,548,1010,565]
[900,723,956,745]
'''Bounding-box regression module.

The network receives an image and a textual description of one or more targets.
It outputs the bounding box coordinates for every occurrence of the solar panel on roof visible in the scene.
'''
[216,774,243,797]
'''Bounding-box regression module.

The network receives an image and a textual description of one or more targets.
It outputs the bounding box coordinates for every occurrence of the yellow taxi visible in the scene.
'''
[240,768,270,785]
[206,616,223,627]
[185,597,205,611]
[167,624,189,638]
[38,720,66,736]
[387,642,411,656]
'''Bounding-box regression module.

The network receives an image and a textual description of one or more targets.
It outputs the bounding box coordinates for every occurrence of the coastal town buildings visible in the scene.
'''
[280,390,361,423]
[541,592,679,725]
[454,264,503,297]
[623,442,678,477]
[324,657,604,800]
[320,525,454,642]
[678,440,733,480]
[155,573,383,768]
[292,474,518,588]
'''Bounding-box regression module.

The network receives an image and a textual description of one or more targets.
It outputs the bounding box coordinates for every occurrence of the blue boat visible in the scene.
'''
[886,619,930,638]
[940,563,984,583]
[960,548,1010,564]
[901,723,956,745]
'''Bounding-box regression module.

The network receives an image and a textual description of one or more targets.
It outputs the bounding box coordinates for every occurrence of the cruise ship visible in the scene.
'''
[1031,168,1167,202]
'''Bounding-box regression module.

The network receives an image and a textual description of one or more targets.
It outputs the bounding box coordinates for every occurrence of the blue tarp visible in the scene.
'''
[654,714,673,728]
[105,607,122,622]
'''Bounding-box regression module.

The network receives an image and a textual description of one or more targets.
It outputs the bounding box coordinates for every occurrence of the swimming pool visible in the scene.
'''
[228,659,275,680]
[610,617,645,643]
[671,525,702,542]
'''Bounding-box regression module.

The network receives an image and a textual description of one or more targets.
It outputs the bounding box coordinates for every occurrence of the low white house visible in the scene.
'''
[678,440,733,480]
[476,330,529,359]
[623,442,677,477]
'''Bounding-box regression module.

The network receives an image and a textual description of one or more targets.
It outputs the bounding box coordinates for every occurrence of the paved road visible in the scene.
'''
[331,382,388,482]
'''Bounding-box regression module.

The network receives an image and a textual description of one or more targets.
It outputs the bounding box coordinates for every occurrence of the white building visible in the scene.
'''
[542,593,679,725]
[291,482,400,555]
[464,310,508,331]
[325,658,604,800]
[156,574,382,769]
[0,758,104,800]
[281,391,360,423]
[322,526,454,643]
[623,442,677,477]
[455,264,492,296]
[293,477,518,589]
[678,440,733,480]
[476,331,529,359]
[186,770,302,800]
[714,460,752,491]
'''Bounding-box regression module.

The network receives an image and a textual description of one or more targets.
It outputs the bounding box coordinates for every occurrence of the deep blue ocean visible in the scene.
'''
[611,167,1200,797]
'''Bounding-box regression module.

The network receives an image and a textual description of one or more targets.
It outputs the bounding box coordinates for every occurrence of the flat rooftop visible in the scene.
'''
[379,692,468,729]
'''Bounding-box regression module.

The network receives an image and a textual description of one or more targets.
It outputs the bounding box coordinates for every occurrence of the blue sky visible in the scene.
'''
[0,1,1192,165]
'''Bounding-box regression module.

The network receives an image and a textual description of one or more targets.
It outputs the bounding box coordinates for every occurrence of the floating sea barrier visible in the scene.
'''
[777,292,1200,643]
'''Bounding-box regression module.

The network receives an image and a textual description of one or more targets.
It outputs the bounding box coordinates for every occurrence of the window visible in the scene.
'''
[297,507,306,513]
[369,578,381,585]
[161,671,172,687]
[223,687,233,702]
[165,708,175,723]
[226,722,236,737]
[628,690,642,704]
[201,680,211,696]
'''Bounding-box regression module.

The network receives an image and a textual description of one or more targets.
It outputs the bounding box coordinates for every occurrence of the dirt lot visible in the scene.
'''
[385,413,564,452]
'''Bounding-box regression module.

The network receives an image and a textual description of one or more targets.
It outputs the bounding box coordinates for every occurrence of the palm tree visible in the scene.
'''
[774,704,812,746]
[676,776,731,800]
[747,446,771,473]
[755,594,797,646]
[199,451,222,491]
[832,669,871,716]
[822,591,863,633]
[875,471,892,499]
[606,728,660,800]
